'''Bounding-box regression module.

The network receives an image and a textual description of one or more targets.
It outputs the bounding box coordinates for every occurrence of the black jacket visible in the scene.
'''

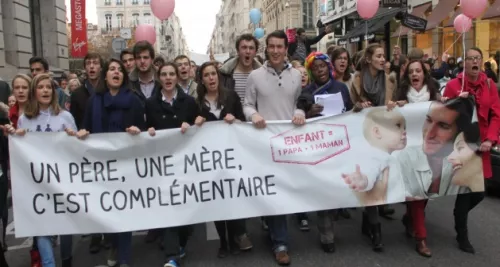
[287,30,327,60]
[70,81,92,130]
[145,87,198,130]
[129,68,161,105]
[131,79,162,105]
[198,90,245,122]
[0,81,10,105]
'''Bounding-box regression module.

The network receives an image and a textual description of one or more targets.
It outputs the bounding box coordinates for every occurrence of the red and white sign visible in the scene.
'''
[70,0,87,58]
[270,124,351,165]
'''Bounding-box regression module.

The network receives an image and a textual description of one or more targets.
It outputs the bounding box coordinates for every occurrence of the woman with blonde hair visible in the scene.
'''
[4,73,77,267]
[349,43,398,252]
[66,78,81,95]
[8,74,31,128]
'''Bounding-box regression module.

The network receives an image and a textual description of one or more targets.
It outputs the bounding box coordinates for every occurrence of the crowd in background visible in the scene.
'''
[0,27,498,267]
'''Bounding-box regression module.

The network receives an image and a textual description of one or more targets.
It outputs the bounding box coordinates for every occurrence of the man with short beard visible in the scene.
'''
[219,34,262,102]
[130,41,161,103]
[70,53,103,130]
[244,30,306,266]
[120,49,136,74]
[68,52,107,258]
[175,55,198,97]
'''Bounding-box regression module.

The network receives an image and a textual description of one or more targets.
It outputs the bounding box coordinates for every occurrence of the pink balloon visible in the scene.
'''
[356,0,379,19]
[454,14,472,33]
[151,0,175,20]
[135,24,156,45]
[460,0,488,19]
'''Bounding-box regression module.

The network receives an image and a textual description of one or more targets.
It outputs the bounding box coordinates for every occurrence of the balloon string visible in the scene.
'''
[442,32,464,56]
[365,21,368,47]
[460,31,466,93]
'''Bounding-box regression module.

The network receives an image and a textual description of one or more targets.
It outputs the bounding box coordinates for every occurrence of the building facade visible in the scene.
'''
[319,0,500,61]
[208,0,321,57]
[95,0,188,59]
[0,0,69,80]
[208,0,262,56]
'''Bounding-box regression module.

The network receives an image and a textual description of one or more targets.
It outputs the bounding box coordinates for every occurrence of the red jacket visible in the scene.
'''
[443,72,500,178]
[8,104,20,129]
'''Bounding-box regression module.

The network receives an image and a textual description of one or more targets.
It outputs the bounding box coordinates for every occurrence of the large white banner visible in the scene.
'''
[9,101,483,237]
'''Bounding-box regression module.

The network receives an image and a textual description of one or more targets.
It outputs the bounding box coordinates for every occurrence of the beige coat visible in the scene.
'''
[350,71,397,106]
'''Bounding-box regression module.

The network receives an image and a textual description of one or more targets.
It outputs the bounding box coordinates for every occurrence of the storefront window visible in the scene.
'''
[414,31,432,55]
[442,27,463,58]
[489,20,500,58]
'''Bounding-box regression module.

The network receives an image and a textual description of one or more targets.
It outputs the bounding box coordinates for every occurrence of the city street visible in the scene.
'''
[4,195,500,267]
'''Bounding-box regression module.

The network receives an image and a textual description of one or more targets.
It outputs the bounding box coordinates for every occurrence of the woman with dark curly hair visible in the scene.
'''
[388,59,441,258]
[193,62,252,258]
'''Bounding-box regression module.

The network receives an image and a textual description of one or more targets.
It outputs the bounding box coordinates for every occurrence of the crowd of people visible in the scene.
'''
[0,28,498,267]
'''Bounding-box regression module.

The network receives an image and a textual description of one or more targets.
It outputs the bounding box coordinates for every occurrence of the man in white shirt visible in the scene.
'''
[244,30,306,266]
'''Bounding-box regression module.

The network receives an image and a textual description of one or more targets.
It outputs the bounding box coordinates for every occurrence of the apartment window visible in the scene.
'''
[117,14,124,28]
[105,14,113,31]
[339,0,345,7]
[302,0,314,29]
[105,0,111,5]
[29,0,43,56]
[132,0,139,4]
[132,13,140,27]
[116,0,123,5]
[144,0,150,4]
[144,12,152,24]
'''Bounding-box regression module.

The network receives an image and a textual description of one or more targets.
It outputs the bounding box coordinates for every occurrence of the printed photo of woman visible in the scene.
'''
[448,122,484,192]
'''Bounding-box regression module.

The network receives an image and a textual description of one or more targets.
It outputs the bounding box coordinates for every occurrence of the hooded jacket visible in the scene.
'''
[443,72,500,178]
[219,57,262,92]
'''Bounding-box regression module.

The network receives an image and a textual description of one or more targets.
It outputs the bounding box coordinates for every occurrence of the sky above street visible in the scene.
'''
[65,0,222,53]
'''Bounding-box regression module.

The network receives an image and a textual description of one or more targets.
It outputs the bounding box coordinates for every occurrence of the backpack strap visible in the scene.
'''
[487,78,491,90]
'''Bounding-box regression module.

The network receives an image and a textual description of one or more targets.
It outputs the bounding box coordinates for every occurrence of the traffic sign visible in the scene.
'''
[112,37,127,53]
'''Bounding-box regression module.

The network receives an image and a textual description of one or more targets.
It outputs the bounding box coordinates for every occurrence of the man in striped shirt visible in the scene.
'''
[219,34,262,103]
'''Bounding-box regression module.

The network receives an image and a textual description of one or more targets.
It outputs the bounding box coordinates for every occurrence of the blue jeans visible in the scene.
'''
[111,232,132,264]
[59,235,73,260]
[265,215,288,252]
[36,236,55,267]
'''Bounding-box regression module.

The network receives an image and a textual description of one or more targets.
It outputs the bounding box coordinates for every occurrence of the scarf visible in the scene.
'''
[91,87,134,133]
[407,85,430,103]
[85,80,96,95]
[362,69,386,106]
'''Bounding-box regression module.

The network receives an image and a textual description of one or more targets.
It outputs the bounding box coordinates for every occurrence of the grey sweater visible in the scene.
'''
[243,63,305,121]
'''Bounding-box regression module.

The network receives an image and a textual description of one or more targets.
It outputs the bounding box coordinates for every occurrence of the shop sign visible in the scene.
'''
[380,0,406,8]
[402,13,427,32]
[349,36,361,43]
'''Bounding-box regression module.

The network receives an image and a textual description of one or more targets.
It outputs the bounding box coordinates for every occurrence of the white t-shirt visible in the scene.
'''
[361,148,391,192]
[18,109,77,133]
[358,149,405,203]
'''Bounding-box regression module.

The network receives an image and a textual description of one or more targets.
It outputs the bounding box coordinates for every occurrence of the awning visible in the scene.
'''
[483,0,500,19]
[344,22,370,42]
[445,7,461,27]
[367,8,403,33]
[392,3,432,37]
[425,0,459,31]
[344,8,403,43]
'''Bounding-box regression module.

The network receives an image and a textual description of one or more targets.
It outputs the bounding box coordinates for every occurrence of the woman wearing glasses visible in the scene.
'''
[443,47,500,254]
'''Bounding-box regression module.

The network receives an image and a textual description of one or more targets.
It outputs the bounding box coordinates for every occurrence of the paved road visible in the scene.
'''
[3,195,500,267]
